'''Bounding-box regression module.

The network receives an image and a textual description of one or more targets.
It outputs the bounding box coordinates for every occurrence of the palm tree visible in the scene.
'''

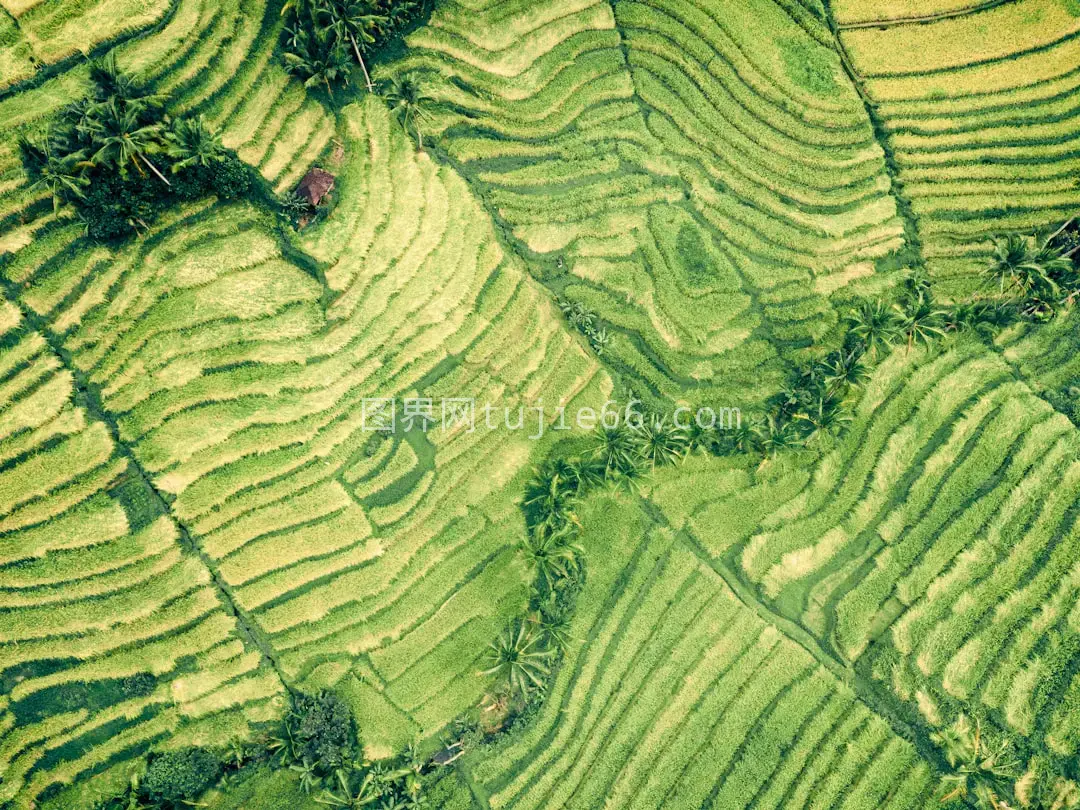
[529,595,574,653]
[931,714,1018,809]
[57,97,101,153]
[568,456,605,492]
[327,0,386,92]
[224,738,248,772]
[894,292,946,353]
[381,73,434,150]
[792,360,828,399]
[315,768,383,808]
[795,393,851,443]
[164,115,227,171]
[942,300,1000,341]
[389,742,424,802]
[904,265,932,298]
[559,298,595,333]
[771,382,811,422]
[518,525,583,592]
[290,758,320,794]
[633,417,687,467]
[1029,241,1076,316]
[589,423,640,479]
[589,327,611,355]
[284,19,353,98]
[753,414,801,463]
[481,621,553,697]
[266,723,302,766]
[523,458,581,530]
[685,418,716,455]
[822,348,868,397]
[85,99,171,186]
[88,53,165,115]
[845,300,900,360]
[988,234,1040,296]
[17,133,89,211]
[986,233,1074,316]
[721,421,758,456]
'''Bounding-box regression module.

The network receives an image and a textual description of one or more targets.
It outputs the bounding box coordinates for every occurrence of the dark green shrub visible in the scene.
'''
[289,690,354,769]
[141,748,221,803]
[79,170,168,241]
[120,672,156,698]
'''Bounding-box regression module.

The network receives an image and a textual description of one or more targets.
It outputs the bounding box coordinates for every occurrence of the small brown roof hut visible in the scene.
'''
[296,167,335,206]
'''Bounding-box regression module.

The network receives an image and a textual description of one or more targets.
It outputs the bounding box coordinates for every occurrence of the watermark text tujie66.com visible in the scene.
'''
[359,398,741,441]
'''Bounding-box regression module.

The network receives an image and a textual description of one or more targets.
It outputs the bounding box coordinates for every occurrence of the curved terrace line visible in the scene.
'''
[836,0,1019,30]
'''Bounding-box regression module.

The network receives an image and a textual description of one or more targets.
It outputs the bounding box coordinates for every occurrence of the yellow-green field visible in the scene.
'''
[1,0,1079,807]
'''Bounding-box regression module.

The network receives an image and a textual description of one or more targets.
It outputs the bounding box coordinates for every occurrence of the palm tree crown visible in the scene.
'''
[165,116,228,171]
[85,99,171,186]
[894,292,946,353]
[482,621,553,697]
[18,133,89,211]
[845,300,900,360]
[931,714,1018,809]
[381,74,435,150]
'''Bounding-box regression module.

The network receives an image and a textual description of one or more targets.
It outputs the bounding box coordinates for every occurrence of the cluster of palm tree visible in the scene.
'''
[558,297,611,356]
[281,0,425,96]
[485,412,712,701]
[985,230,1079,321]
[523,415,718,528]
[18,55,239,239]
[311,749,425,809]
[931,714,1079,809]
[262,695,427,808]
[749,267,960,464]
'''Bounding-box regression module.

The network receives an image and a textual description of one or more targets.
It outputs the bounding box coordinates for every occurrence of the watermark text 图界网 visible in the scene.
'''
[359,398,741,440]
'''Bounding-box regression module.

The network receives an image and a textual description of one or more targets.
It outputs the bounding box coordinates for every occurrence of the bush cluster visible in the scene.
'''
[92,747,220,810]
[92,689,428,808]
[264,690,427,806]
[141,749,221,804]
[282,0,430,95]
[18,54,256,242]
[285,689,354,769]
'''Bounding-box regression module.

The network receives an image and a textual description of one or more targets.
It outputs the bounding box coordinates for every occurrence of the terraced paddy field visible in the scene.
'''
[1,0,1080,806]
[465,495,941,810]
[650,336,1080,767]
[0,303,286,809]
[391,0,906,407]
[835,0,1080,300]
[0,0,173,88]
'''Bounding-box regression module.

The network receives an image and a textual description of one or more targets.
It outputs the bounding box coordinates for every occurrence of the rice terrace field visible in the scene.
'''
[1,0,1080,806]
